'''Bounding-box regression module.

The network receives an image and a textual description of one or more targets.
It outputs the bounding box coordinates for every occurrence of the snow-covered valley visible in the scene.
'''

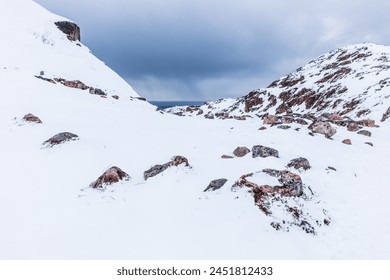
[0,0,389,259]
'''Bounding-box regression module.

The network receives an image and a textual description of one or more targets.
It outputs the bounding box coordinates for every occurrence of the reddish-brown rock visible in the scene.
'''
[233,146,250,157]
[342,139,352,145]
[23,113,42,124]
[90,166,130,189]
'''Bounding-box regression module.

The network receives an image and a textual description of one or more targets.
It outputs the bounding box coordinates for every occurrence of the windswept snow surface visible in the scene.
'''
[0,0,389,259]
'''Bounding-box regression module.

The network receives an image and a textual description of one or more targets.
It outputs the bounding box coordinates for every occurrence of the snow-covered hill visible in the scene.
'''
[0,0,389,260]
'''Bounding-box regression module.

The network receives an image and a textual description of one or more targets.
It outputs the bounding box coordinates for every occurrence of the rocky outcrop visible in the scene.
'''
[54,78,89,90]
[287,157,311,171]
[252,145,279,158]
[55,21,81,41]
[23,113,42,124]
[90,166,130,189]
[42,132,79,147]
[144,156,189,180]
[233,146,250,157]
[308,121,337,137]
[204,178,228,192]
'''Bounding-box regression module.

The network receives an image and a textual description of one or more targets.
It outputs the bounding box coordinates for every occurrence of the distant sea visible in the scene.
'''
[149,101,205,109]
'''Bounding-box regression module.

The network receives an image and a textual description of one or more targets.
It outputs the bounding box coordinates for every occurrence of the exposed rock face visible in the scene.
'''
[287,157,311,171]
[252,145,279,158]
[90,166,130,189]
[342,139,352,145]
[144,156,190,180]
[23,113,42,123]
[42,132,79,147]
[233,146,250,157]
[357,130,372,137]
[55,21,81,41]
[309,121,337,137]
[204,178,228,192]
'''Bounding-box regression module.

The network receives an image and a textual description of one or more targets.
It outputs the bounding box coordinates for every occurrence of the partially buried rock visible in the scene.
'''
[342,139,352,145]
[287,157,311,171]
[42,132,78,147]
[233,146,250,157]
[277,125,291,130]
[263,115,279,125]
[258,126,267,130]
[90,166,130,189]
[221,155,233,159]
[252,145,279,158]
[357,130,371,137]
[23,113,42,124]
[309,121,337,137]
[144,156,190,180]
[204,178,228,192]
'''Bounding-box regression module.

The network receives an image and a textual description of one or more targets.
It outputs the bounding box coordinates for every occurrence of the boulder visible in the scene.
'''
[252,145,279,158]
[42,132,78,147]
[55,21,81,41]
[233,146,250,157]
[309,121,337,137]
[287,157,311,170]
[357,130,372,137]
[204,178,228,192]
[23,113,42,124]
[90,166,130,189]
[144,156,189,180]
[342,139,352,145]
[347,122,360,132]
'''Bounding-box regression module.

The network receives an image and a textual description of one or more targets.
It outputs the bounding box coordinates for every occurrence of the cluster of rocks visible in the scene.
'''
[222,145,279,159]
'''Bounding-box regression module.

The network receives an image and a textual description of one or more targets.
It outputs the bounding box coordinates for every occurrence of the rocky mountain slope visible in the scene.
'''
[1,0,389,260]
[165,43,390,124]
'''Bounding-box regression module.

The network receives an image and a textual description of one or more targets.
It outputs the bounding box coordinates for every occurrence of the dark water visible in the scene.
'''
[149,101,205,109]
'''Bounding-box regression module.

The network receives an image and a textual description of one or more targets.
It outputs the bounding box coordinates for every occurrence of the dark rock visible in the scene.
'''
[326,166,337,171]
[277,125,291,130]
[23,113,42,124]
[144,156,190,180]
[233,146,250,157]
[204,178,228,192]
[90,166,130,189]
[221,155,234,159]
[357,130,372,137]
[42,132,79,147]
[309,121,337,137]
[381,107,390,122]
[252,145,279,158]
[136,97,147,101]
[287,157,311,170]
[258,126,267,130]
[342,139,352,145]
[55,21,81,41]
[365,142,373,147]
[35,75,56,84]
[89,87,107,96]
[112,95,119,100]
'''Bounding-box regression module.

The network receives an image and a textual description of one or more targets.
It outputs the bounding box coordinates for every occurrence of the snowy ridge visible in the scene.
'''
[165,43,390,123]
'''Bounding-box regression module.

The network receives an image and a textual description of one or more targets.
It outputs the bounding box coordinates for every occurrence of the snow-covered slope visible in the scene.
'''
[1,0,389,260]
[165,43,390,123]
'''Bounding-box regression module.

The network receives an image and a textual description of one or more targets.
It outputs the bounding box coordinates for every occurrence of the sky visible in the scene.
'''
[35,0,390,101]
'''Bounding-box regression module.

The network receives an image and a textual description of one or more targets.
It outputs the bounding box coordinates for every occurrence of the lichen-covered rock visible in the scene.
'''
[309,121,337,137]
[233,146,250,157]
[144,156,190,180]
[357,130,372,137]
[90,166,130,189]
[287,157,311,171]
[42,132,79,147]
[23,113,42,124]
[252,145,279,158]
[204,178,228,192]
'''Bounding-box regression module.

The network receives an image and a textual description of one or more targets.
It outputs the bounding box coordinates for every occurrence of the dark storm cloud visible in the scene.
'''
[35,0,390,100]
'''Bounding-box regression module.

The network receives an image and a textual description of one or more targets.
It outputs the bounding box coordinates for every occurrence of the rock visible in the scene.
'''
[295,118,308,125]
[233,146,250,157]
[258,126,267,130]
[357,130,371,137]
[278,171,303,196]
[23,113,42,124]
[252,145,279,158]
[381,107,390,122]
[54,78,89,90]
[112,95,119,100]
[356,119,376,127]
[204,178,228,192]
[55,21,81,41]
[325,113,344,121]
[42,132,79,147]
[221,155,233,159]
[287,157,311,170]
[326,166,337,171]
[263,115,279,125]
[89,166,130,189]
[309,121,337,137]
[89,87,107,96]
[347,122,360,132]
[144,156,189,180]
[277,125,291,130]
[342,139,352,145]
[365,142,373,147]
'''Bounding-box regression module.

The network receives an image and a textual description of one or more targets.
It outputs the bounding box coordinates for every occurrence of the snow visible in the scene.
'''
[0,0,389,260]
